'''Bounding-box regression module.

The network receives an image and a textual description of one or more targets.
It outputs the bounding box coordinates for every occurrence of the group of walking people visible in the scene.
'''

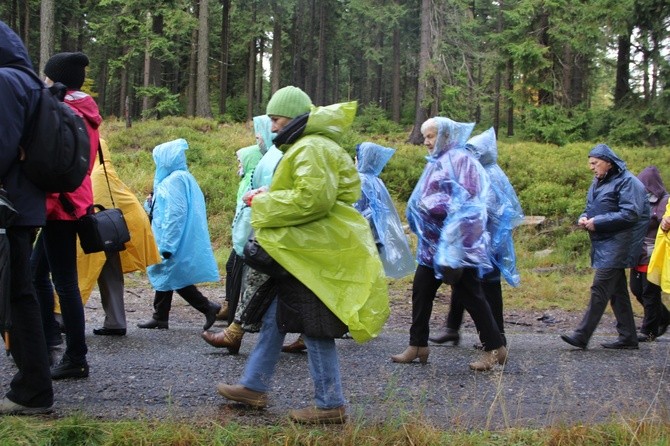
[2,19,669,424]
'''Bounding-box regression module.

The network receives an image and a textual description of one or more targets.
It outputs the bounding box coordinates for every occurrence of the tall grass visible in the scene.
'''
[1,414,669,445]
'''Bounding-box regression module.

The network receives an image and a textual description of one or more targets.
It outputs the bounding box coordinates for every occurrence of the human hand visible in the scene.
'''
[661,216,670,232]
[242,187,268,206]
[582,217,595,231]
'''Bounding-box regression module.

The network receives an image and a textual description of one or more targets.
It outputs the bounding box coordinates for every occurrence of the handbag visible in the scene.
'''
[242,232,289,279]
[77,142,131,254]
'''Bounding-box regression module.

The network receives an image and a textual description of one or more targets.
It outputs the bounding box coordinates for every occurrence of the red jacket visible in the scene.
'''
[46,90,102,220]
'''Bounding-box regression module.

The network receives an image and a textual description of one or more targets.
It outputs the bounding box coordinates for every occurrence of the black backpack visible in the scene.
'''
[12,65,91,193]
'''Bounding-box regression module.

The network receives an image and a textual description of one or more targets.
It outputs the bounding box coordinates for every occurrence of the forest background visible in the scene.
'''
[1,0,669,147]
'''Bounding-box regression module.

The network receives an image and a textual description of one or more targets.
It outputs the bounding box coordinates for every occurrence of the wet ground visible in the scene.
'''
[1,275,669,430]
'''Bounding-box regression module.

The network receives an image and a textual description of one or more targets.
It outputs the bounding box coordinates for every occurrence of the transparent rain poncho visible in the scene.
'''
[406,117,492,279]
[354,142,416,279]
[465,127,524,286]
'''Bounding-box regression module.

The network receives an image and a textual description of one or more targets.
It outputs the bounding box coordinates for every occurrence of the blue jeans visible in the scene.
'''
[31,221,88,363]
[240,298,346,409]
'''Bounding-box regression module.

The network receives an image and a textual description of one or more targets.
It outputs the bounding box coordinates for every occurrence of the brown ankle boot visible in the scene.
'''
[201,322,244,354]
[216,301,229,321]
[390,346,429,364]
[469,345,508,371]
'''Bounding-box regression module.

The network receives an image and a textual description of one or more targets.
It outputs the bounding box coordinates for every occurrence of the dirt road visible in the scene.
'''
[2,277,668,430]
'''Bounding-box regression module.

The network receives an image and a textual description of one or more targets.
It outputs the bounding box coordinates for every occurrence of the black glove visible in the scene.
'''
[162,252,172,259]
[441,267,463,285]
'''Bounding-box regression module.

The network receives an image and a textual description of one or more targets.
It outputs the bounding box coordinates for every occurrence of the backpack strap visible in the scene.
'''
[97,140,117,208]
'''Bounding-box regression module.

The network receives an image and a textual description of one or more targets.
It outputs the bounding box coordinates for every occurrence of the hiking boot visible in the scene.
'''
[0,397,52,415]
[201,322,244,354]
[216,384,267,408]
[560,333,587,349]
[137,318,168,329]
[282,335,307,353]
[289,406,347,424]
[390,346,429,364]
[469,346,508,371]
[51,355,89,380]
[601,340,639,349]
[216,301,229,321]
[429,328,460,345]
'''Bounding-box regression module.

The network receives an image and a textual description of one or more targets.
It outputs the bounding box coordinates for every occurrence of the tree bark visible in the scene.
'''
[391,20,401,123]
[408,0,432,144]
[614,30,632,106]
[219,0,231,115]
[270,0,282,95]
[195,0,212,118]
[39,0,55,76]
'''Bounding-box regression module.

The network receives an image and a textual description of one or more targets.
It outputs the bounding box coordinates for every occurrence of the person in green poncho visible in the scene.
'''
[215,86,389,425]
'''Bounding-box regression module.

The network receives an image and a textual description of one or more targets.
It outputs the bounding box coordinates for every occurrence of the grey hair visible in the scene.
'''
[420,118,437,135]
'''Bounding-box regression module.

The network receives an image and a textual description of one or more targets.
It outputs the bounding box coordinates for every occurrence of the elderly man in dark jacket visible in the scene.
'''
[561,144,650,350]
[0,21,54,414]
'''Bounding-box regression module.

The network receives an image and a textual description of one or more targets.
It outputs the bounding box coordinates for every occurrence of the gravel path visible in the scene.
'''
[2,275,669,429]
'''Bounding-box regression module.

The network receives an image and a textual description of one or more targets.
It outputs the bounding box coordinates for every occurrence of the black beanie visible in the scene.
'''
[44,52,89,90]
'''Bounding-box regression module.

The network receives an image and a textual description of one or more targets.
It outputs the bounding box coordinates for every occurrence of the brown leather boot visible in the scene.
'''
[390,346,429,364]
[201,322,244,354]
[469,345,508,371]
[282,335,306,353]
[215,301,229,321]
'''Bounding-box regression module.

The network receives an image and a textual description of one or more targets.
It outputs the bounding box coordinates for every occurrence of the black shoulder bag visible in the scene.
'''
[77,142,131,254]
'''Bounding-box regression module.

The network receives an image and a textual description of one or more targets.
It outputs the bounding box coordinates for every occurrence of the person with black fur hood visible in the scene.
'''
[561,144,649,350]
[0,20,54,415]
[631,166,670,342]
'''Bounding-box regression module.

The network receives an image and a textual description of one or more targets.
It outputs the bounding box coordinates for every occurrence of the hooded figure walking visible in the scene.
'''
[561,144,649,350]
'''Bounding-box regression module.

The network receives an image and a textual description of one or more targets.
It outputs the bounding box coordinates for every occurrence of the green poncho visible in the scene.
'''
[250,101,389,342]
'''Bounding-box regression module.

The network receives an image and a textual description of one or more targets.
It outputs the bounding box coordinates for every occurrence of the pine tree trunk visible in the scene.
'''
[39,0,55,75]
[219,0,231,115]
[195,0,212,118]
[408,0,431,144]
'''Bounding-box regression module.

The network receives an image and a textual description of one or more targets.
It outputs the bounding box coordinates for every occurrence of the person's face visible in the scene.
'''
[269,116,291,133]
[422,127,438,154]
[588,157,612,179]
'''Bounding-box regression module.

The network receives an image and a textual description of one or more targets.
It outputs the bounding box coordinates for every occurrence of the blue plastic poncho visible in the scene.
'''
[406,117,491,279]
[251,102,389,343]
[146,139,219,290]
[465,128,524,286]
[353,142,415,279]
[231,116,270,255]
[252,115,275,155]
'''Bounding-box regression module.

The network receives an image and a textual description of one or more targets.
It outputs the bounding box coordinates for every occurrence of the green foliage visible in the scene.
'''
[352,104,405,136]
[519,106,589,146]
[135,86,183,119]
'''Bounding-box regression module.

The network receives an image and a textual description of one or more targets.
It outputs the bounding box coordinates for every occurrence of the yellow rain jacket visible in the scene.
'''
[251,101,389,343]
[76,139,161,303]
[648,206,670,293]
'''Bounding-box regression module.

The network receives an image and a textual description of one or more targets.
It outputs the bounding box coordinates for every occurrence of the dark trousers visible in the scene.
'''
[630,269,670,336]
[152,285,212,321]
[6,227,53,408]
[446,272,506,345]
[574,268,637,344]
[410,265,504,351]
[32,221,87,363]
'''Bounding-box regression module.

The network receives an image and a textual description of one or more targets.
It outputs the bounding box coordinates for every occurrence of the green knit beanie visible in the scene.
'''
[266,86,312,118]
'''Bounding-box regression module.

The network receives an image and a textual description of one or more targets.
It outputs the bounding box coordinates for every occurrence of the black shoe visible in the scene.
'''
[637,332,655,342]
[429,329,460,345]
[93,327,126,336]
[560,334,587,349]
[204,303,221,331]
[658,320,669,337]
[601,340,639,350]
[137,319,168,329]
[51,356,89,380]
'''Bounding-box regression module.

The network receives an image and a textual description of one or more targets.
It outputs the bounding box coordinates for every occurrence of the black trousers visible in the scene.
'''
[410,264,504,351]
[446,268,506,344]
[152,285,212,321]
[5,227,53,408]
[574,268,637,344]
[630,269,670,336]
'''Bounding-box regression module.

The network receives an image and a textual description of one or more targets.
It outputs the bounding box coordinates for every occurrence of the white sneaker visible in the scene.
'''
[0,397,52,415]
